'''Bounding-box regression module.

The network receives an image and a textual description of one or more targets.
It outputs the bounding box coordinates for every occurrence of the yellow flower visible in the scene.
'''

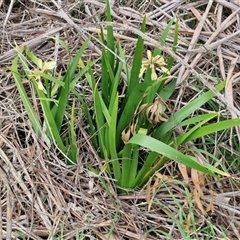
[139,50,169,80]
[32,60,56,91]
[37,78,45,91]
[41,61,56,72]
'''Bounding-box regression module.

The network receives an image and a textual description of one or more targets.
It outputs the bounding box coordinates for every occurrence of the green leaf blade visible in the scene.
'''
[10,57,42,137]
[184,119,240,143]
[128,134,228,177]
[54,38,90,132]
[155,81,226,139]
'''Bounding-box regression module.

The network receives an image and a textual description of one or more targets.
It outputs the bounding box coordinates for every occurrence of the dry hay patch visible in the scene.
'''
[1,0,240,239]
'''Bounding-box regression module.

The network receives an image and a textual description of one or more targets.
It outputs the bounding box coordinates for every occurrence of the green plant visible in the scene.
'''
[10,0,238,193]
[10,38,93,164]
[79,0,237,192]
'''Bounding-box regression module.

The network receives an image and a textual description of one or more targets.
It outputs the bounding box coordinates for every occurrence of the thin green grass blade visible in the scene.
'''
[154,15,176,56]
[185,155,229,177]
[15,45,32,76]
[94,86,108,159]
[10,57,42,137]
[156,19,178,94]
[25,48,43,68]
[188,147,220,163]
[84,105,98,148]
[168,20,178,64]
[67,101,77,164]
[159,78,177,101]
[127,15,146,96]
[54,73,70,131]
[99,32,110,106]
[108,211,119,239]
[98,92,121,181]
[109,60,123,113]
[120,144,132,188]
[113,39,121,74]
[142,113,230,183]
[76,58,99,89]
[107,94,121,182]
[106,0,115,71]
[31,71,64,87]
[99,94,111,123]
[128,146,139,188]
[73,64,99,148]
[102,47,115,84]
[75,89,98,148]
[132,151,159,187]
[48,36,70,55]
[178,113,219,127]
[118,43,130,85]
[79,63,100,149]
[13,44,69,159]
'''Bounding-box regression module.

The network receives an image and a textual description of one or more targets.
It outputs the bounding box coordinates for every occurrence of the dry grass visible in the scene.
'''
[1,0,240,239]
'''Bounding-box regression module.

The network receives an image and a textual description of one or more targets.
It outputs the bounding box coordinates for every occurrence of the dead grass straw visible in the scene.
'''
[1,0,240,239]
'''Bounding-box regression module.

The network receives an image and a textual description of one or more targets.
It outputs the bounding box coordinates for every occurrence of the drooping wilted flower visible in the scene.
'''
[146,99,167,124]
